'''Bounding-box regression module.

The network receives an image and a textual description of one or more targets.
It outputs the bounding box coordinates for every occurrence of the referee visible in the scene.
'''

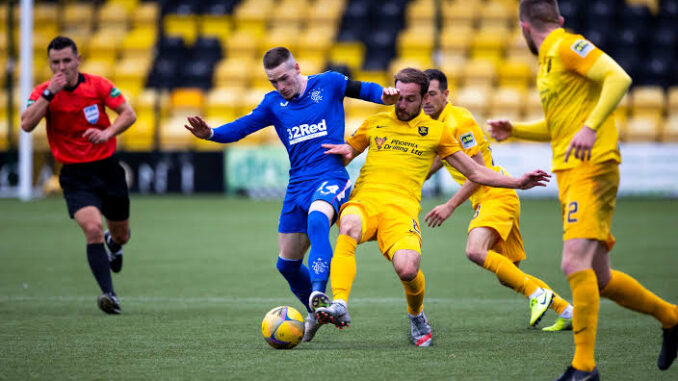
[21,36,136,314]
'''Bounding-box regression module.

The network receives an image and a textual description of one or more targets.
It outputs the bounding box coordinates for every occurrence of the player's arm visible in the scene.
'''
[21,72,68,132]
[565,54,631,161]
[425,155,444,180]
[83,102,136,144]
[488,118,551,142]
[444,151,550,190]
[186,101,272,143]
[425,153,484,227]
[344,79,400,105]
[322,117,370,165]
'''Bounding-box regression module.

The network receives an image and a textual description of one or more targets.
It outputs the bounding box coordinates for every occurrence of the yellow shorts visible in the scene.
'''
[469,193,526,263]
[555,161,618,250]
[339,197,422,260]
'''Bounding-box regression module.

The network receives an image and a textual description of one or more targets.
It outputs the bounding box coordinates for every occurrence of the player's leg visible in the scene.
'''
[101,157,131,273]
[593,246,678,370]
[104,219,129,273]
[562,238,601,373]
[392,248,431,347]
[277,232,312,313]
[315,207,365,328]
[74,206,119,314]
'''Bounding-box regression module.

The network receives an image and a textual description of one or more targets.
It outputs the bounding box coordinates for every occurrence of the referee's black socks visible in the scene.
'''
[86,243,114,295]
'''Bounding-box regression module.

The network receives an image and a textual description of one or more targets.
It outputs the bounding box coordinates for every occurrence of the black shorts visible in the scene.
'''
[59,156,130,221]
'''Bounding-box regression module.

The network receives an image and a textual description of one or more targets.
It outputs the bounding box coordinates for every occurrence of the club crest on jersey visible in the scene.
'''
[83,104,99,124]
[311,88,323,103]
[571,40,593,58]
[460,132,477,149]
[374,136,387,149]
[418,126,429,136]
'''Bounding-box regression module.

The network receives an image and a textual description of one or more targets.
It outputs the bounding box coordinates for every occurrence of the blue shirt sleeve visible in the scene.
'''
[357,81,384,104]
[209,99,273,143]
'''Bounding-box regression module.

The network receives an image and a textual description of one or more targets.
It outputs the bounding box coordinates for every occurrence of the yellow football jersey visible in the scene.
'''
[437,103,517,207]
[347,109,462,213]
[537,28,621,171]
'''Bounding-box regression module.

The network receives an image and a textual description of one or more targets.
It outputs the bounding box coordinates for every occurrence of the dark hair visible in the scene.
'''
[423,69,448,91]
[47,36,78,55]
[394,68,429,97]
[263,47,294,69]
[519,0,561,30]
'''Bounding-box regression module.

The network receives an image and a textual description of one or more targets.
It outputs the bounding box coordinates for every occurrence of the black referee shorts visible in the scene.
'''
[58,155,130,221]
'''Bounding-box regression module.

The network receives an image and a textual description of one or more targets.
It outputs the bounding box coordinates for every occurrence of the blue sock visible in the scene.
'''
[276,256,312,313]
[86,243,114,294]
[307,211,332,293]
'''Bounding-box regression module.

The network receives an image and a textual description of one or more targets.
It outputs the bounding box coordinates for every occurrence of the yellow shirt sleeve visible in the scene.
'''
[437,123,462,159]
[512,119,551,141]
[558,36,603,77]
[346,118,371,153]
[453,116,483,158]
[582,54,632,131]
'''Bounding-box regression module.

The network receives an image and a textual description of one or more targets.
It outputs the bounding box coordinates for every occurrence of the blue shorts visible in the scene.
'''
[278,177,352,234]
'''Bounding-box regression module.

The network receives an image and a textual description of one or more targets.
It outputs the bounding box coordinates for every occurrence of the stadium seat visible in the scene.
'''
[271,0,309,29]
[405,0,435,30]
[497,58,534,90]
[62,2,95,32]
[98,2,129,30]
[389,57,432,78]
[471,27,509,64]
[455,86,490,124]
[233,0,271,37]
[88,29,124,64]
[625,114,662,141]
[353,70,389,87]
[225,29,262,60]
[119,113,156,152]
[440,26,472,63]
[442,0,477,30]
[164,14,199,45]
[663,114,678,142]
[479,0,514,28]
[329,42,365,72]
[461,59,496,89]
[80,60,114,80]
[121,27,157,60]
[132,2,159,30]
[200,14,233,46]
[489,87,525,121]
[112,57,152,98]
[439,57,465,90]
[205,87,244,123]
[630,86,665,118]
[397,26,434,64]
[214,58,258,89]
[524,88,544,121]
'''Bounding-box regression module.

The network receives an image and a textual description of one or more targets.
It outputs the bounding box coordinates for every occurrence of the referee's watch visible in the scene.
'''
[41,88,55,101]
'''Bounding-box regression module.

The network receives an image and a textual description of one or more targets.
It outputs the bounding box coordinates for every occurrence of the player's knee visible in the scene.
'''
[112,230,130,245]
[338,216,361,240]
[80,221,104,241]
[395,265,418,281]
[465,248,486,266]
[276,257,300,275]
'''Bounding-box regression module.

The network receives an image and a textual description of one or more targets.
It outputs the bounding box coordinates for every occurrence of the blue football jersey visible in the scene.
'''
[211,71,374,183]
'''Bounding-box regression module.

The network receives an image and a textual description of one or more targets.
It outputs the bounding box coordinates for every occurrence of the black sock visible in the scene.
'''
[87,243,114,294]
[106,234,122,253]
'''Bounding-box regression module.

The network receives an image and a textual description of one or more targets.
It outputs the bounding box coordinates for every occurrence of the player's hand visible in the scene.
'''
[487,119,513,142]
[517,169,551,190]
[322,143,355,164]
[185,115,213,139]
[82,127,113,144]
[381,87,400,105]
[424,203,455,228]
[47,72,67,94]
[565,125,596,162]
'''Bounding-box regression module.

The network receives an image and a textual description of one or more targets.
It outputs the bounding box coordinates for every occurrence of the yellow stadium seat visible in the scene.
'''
[225,30,262,60]
[159,114,195,150]
[442,1,478,30]
[271,0,309,28]
[164,14,199,45]
[329,42,365,71]
[170,88,205,115]
[112,57,152,97]
[296,58,325,77]
[308,0,345,27]
[524,87,544,121]
[630,86,665,118]
[461,59,496,88]
[397,26,435,63]
[120,27,157,60]
[478,1,514,28]
[439,56,465,90]
[259,26,300,57]
[62,3,95,31]
[34,3,59,27]
[79,60,114,79]
[237,88,271,116]
[613,94,630,141]
[489,87,525,121]
[297,27,335,61]
[201,15,233,45]
[234,1,272,36]
[440,27,472,61]
[497,58,534,90]
[471,27,509,63]
[667,87,678,111]
[214,58,259,89]
[354,70,389,86]
[88,29,124,63]
[389,57,432,78]
[132,2,159,30]
[625,114,662,142]
[344,97,382,120]
[109,0,140,14]
[455,86,490,123]
[98,2,129,30]
[406,0,435,29]
[626,0,659,14]
[119,114,156,152]
[205,87,245,122]
[663,114,678,142]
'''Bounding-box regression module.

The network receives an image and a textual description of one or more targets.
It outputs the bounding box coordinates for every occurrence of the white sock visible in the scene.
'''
[528,288,545,300]
[559,305,573,319]
[334,299,347,307]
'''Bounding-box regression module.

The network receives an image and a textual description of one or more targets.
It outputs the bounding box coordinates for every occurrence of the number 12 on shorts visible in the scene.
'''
[567,201,578,223]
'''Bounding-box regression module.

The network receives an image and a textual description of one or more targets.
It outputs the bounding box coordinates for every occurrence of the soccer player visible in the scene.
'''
[21,36,136,314]
[421,68,573,331]
[488,1,678,379]
[315,68,550,347]
[185,47,399,342]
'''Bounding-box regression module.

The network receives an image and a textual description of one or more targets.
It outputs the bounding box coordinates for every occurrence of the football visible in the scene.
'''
[261,306,305,349]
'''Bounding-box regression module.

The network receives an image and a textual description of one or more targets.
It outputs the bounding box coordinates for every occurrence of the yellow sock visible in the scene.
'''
[600,270,678,329]
[568,269,599,372]
[330,235,358,302]
[402,270,425,316]
[526,274,571,315]
[483,250,538,297]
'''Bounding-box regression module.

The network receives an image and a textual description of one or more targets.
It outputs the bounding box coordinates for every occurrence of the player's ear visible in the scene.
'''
[294,62,300,75]
[443,89,449,99]
[558,16,564,27]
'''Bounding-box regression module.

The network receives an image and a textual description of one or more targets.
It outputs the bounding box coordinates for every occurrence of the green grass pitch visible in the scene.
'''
[1,196,677,380]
